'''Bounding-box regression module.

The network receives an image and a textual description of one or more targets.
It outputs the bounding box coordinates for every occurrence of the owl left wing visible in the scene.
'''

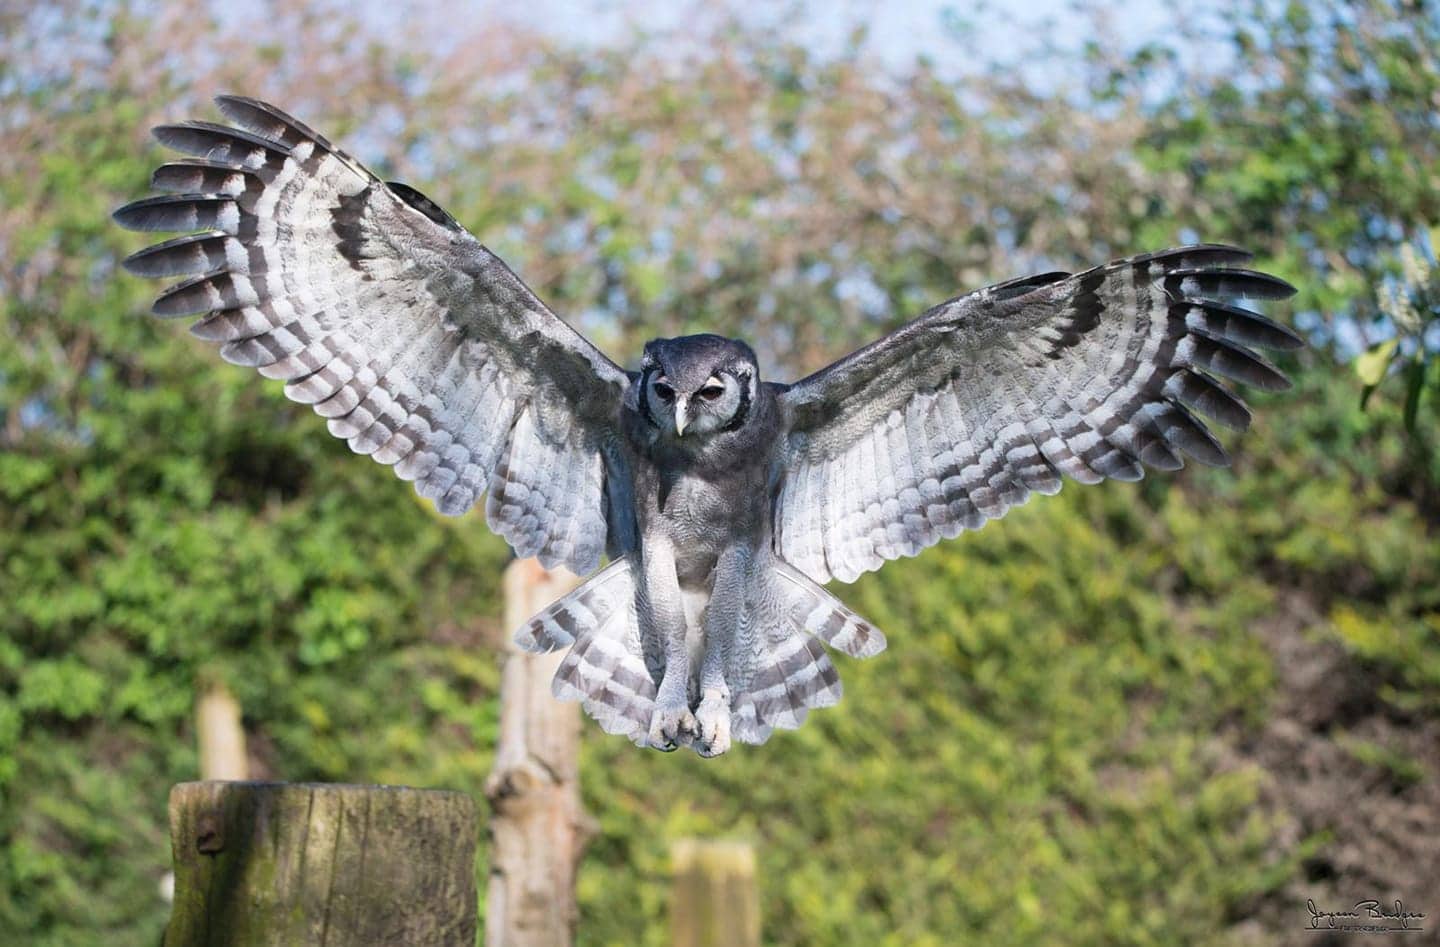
[771,245,1300,584]
[115,96,634,574]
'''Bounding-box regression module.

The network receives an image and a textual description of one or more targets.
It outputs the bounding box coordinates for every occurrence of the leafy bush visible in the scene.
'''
[2,2,1435,944]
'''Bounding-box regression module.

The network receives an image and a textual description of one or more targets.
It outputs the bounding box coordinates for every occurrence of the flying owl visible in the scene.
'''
[115,97,1299,756]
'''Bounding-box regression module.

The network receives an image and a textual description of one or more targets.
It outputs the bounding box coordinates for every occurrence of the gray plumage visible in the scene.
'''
[116,97,1299,756]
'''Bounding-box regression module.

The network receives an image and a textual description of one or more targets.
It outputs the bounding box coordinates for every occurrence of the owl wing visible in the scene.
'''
[771,245,1300,584]
[115,96,634,574]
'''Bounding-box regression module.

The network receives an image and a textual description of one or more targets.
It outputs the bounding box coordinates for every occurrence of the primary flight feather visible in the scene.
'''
[115,96,1300,756]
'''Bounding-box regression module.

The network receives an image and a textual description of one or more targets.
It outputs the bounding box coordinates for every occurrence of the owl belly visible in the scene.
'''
[652,471,760,683]
[651,468,764,590]
[665,475,738,582]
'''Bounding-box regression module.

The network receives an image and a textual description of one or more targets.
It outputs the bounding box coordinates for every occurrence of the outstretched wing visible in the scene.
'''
[771,245,1300,584]
[115,95,634,573]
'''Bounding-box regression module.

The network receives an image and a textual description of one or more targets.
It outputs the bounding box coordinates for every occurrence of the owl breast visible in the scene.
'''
[654,466,767,586]
[620,375,783,588]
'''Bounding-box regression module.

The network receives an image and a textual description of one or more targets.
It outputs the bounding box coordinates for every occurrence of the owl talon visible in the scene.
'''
[647,703,696,751]
[693,690,731,757]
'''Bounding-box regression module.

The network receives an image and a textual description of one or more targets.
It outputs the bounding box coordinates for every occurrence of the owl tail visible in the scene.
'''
[729,561,887,746]
[512,556,657,746]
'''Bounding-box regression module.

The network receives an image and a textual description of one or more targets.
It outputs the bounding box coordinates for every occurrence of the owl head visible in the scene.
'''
[638,334,758,439]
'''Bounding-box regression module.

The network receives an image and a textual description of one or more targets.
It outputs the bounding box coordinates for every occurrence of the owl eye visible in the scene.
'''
[653,381,675,402]
[697,385,725,401]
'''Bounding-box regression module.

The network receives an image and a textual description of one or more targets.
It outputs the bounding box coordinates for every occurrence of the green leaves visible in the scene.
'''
[4,1,1438,945]
[1355,338,1398,388]
[15,659,107,721]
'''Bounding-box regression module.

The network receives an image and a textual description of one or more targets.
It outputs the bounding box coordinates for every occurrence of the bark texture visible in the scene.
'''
[164,781,478,946]
[484,559,594,947]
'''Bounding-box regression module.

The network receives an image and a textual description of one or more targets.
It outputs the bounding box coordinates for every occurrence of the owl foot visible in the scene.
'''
[693,689,731,758]
[647,702,696,752]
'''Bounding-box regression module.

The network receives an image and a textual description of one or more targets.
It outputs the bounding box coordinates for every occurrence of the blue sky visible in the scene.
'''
[513,0,1178,68]
[349,0,1192,83]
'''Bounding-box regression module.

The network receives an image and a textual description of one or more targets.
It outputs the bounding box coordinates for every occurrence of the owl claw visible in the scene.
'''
[693,690,731,758]
[647,703,696,752]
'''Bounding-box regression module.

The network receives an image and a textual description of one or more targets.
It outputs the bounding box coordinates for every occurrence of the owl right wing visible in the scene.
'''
[115,96,634,574]
[771,245,1300,584]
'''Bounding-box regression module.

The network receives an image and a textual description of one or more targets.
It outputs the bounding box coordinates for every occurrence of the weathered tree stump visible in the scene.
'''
[164,781,478,946]
[670,840,760,947]
[484,559,595,947]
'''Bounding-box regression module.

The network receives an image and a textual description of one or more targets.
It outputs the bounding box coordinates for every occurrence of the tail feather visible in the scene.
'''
[514,553,887,751]
[777,562,887,658]
[514,556,656,745]
[514,556,632,652]
[747,635,842,728]
[730,561,886,745]
[553,633,655,742]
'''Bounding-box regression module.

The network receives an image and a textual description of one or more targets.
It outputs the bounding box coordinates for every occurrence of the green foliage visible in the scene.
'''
[2,2,1436,946]
[577,360,1437,946]
[1365,230,1440,430]
[0,35,511,942]
[580,479,1284,945]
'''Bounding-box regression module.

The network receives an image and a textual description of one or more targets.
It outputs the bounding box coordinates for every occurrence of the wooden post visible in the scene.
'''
[196,680,248,781]
[670,840,760,947]
[484,559,594,947]
[164,781,478,946]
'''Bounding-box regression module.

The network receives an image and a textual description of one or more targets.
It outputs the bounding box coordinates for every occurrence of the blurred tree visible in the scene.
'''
[1111,0,1440,336]
[1,1,1435,945]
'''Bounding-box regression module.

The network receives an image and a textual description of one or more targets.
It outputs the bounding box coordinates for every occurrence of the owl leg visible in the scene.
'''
[693,546,747,758]
[641,538,696,751]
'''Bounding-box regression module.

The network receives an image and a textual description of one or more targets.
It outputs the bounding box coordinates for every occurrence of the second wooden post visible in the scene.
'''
[485,559,595,947]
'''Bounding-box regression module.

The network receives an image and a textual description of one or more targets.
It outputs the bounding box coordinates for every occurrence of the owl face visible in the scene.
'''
[639,334,758,440]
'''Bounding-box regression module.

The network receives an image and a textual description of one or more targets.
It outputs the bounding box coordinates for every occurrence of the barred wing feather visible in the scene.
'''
[115,96,633,574]
[773,246,1299,584]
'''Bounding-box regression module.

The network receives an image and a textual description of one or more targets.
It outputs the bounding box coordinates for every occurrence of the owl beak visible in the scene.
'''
[674,396,690,437]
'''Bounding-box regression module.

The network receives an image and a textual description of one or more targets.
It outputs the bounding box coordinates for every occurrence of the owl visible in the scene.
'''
[116,97,1299,756]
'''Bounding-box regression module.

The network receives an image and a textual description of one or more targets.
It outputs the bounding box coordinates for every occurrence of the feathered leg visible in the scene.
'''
[640,536,695,750]
[693,546,748,757]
